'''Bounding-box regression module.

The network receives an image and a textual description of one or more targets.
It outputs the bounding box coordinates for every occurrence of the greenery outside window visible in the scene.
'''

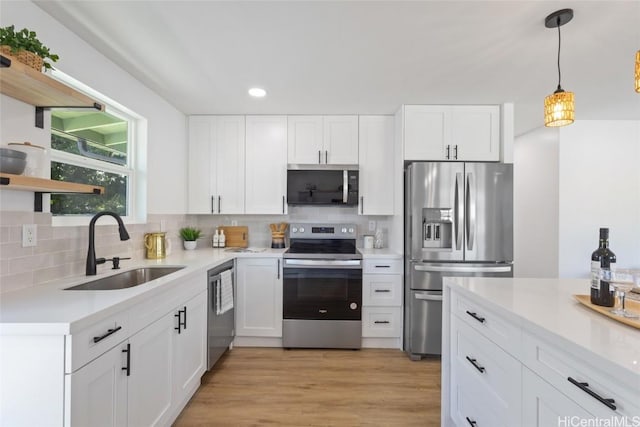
[49,70,147,225]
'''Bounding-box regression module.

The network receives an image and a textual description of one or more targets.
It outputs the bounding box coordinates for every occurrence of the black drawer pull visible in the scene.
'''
[93,325,122,343]
[466,417,477,426]
[374,289,391,293]
[374,320,390,324]
[122,343,131,376]
[465,356,486,373]
[465,310,486,323]
[375,265,391,268]
[181,306,187,330]
[567,377,616,410]
[175,312,182,334]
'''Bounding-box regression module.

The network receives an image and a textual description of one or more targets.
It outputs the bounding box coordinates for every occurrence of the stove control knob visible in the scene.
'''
[341,227,347,233]
[350,302,358,310]
[299,227,305,233]
[291,227,298,233]
[348,227,354,234]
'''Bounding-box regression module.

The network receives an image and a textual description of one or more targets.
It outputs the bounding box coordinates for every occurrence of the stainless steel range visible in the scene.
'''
[282,223,362,349]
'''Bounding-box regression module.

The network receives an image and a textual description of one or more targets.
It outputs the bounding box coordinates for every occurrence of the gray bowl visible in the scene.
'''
[0,148,27,160]
[0,156,27,174]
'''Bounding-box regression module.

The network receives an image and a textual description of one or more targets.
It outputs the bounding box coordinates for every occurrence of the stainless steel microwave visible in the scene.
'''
[287,168,359,206]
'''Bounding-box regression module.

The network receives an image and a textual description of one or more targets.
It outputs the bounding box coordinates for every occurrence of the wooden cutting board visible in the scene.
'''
[218,226,248,248]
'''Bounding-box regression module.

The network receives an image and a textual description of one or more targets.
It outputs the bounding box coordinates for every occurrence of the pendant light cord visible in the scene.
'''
[556,16,562,91]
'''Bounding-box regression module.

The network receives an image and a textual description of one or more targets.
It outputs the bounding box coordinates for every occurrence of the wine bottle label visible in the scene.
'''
[590,260,600,289]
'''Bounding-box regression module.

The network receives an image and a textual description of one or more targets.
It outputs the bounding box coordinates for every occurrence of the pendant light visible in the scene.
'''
[635,50,639,93]
[544,9,575,127]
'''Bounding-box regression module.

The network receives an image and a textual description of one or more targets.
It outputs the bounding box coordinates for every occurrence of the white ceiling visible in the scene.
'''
[35,1,640,136]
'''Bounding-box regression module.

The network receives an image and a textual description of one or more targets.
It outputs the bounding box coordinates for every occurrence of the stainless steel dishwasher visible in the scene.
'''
[207,260,235,370]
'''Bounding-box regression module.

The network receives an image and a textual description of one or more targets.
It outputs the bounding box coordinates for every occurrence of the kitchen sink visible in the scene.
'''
[65,266,185,291]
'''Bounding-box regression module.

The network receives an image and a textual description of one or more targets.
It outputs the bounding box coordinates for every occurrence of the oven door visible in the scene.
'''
[283,259,362,320]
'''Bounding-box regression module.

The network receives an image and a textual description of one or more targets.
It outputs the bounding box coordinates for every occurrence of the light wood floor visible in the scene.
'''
[174,347,441,426]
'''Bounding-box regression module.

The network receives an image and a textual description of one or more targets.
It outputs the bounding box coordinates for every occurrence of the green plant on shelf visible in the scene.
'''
[0,25,59,69]
[179,227,202,241]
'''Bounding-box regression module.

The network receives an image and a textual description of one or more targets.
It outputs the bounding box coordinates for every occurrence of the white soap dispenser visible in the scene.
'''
[213,229,219,248]
[219,229,226,248]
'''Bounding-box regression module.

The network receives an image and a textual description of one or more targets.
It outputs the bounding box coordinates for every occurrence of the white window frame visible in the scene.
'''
[48,69,147,226]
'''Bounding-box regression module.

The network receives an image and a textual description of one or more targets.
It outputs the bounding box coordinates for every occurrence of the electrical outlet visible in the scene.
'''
[22,224,37,247]
[368,220,376,231]
[231,220,238,226]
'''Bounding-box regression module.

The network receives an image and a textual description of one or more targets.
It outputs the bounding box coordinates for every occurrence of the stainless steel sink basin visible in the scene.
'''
[65,266,185,291]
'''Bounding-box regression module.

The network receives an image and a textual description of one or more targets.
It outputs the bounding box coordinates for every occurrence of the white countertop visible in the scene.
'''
[444,277,640,382]
[0,247,285,336]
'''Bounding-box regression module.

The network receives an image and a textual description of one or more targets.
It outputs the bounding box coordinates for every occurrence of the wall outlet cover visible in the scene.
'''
[22,224,37,247]
[368,221,376,232]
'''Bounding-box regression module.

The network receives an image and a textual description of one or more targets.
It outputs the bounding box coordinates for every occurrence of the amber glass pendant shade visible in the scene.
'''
[544,90,575,127]
[635,50,640,93]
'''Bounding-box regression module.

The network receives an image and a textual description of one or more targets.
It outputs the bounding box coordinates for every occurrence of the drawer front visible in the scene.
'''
[451,374,507,427]
[363,274,402,306]
[363,258,402,275]
[451,291,521,357]
[362,307,402,337]
[451,314,521,425]
[66,310,130,373]
[523,331,640,419]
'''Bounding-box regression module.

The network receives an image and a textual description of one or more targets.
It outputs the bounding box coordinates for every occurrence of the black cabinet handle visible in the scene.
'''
[181,306,187,330]
[374,320,390,324]
[466,417,477,426]
[218,196,221,213]
[93,325,122,343]
[282,196,285,214]
[211,196,214,214]
[122,343,131,376]
[318,150,321,164]
[465,356,486,373]
[175,312,182,334]
[567,377,616,410]
[277,259,281,279]
[374,289,391,293]
[465,310,486,323]
[375,265,391,268]
[325,150,328,164]
[360,196,364,214]
[454,145,458,159]
[446,145,450,159]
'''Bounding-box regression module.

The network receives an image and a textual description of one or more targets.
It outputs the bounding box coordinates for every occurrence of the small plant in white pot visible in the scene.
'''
[179,227,201,250]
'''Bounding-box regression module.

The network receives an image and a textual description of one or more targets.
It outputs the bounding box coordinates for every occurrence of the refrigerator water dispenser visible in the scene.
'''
[422,208,452,249]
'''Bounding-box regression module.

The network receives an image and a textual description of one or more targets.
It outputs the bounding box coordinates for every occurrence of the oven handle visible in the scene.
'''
[284,259,362,268]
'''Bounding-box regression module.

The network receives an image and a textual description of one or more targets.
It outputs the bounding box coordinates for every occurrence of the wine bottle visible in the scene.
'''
[590,228,616,306]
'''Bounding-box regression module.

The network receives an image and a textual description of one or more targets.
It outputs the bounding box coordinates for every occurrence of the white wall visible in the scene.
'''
[514,120,640,279]
[0,1,187,214]
[513,126,559,277]
[558,121,640,277]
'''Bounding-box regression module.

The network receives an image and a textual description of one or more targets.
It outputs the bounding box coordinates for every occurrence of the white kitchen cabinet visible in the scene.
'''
[236,257,283,338]
[358,116,394,215]
[127,313,174,427]
[187,115,245,214]
[403,105,499,161]
[172,292,207,409]
[287,115,358,165]
[65,342,128,427]
[361,257,402,348]
[245,116,288,214]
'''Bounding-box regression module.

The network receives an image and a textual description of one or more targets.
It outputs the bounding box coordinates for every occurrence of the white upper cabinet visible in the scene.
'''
[288,115,358,165]
[403,105,500,161]
[187,116,245,214]
[245,116,288,214]
[358,116,395,215]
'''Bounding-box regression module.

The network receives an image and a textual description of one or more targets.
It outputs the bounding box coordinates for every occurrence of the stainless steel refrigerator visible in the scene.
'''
[404,162,513,359]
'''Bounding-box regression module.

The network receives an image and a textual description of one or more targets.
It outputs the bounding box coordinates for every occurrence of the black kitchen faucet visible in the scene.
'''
[86,211,130,275]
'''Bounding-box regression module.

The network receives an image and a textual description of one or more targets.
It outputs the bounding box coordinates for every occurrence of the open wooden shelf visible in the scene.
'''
[0,173,104,195]
[0,53,103,127]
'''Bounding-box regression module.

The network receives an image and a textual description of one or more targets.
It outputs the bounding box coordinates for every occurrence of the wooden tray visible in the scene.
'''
[574,295,640,330]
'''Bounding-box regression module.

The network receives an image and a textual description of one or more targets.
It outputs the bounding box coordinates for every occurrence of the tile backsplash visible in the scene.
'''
[0,207,392,294]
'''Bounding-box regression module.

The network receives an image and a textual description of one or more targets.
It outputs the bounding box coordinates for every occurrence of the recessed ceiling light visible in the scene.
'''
[248,87,266,98]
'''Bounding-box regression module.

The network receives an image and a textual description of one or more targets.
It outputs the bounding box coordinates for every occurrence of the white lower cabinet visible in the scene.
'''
[361,257,402,348]
[65,343,128,427]
[235,258,283,338]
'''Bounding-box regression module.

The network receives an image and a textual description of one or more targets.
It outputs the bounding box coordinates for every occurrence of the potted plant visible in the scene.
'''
[179,227,201,250]
[0,25,59,71]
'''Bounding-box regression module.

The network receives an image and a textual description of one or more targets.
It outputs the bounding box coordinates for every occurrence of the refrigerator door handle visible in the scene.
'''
[414,264,512,273]
[455,172,464,250]
[415,293,443,302]
[466,172,476,251]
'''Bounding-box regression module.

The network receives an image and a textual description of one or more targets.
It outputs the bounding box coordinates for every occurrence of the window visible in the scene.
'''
[48,70,147,225]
